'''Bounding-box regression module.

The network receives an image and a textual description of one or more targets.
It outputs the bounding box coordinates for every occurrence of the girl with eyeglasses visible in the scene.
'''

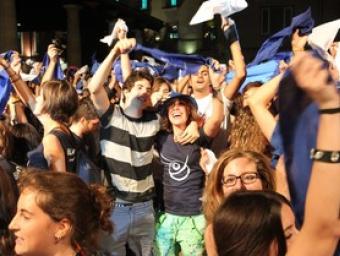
[202,149,277,255]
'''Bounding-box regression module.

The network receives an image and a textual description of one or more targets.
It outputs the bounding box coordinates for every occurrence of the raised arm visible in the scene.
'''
[203,98,224,138]
[118,28,132,82]
[40,44,59,84]
[247,73,282,141]
[221,17,246,100]
[0,57,36,110]
[88,38,136,116]
[288,52,340,256]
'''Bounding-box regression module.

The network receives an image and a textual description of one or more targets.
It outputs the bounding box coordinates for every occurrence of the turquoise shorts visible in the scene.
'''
[154,212,206,256]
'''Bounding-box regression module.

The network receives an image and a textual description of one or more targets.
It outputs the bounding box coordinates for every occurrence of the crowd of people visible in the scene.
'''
[0,5,340,256]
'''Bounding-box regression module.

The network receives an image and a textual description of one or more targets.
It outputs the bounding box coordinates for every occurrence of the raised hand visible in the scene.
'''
[47,44,59,63]
[113,38,136,56]
[290,52,339,109]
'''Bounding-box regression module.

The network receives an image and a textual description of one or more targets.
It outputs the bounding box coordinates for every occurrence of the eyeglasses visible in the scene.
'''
[221,172,260,187]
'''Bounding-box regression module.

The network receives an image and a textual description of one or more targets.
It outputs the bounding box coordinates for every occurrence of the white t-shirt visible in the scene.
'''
[193,92,233,156]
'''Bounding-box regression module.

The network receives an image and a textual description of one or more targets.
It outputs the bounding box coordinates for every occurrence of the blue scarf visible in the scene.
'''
[249,8,314,66]
[41,54,65,81]
[0,69,11,115]
[278,67,318,227]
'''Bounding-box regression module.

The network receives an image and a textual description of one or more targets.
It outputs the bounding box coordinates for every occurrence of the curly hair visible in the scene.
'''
[203,149,275,223]
[0,166,18,256]
[228,94,270,155]
[16,170,113,254]
[0,121,14,160]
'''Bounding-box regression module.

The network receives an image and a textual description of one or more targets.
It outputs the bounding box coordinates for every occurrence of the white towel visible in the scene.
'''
[190,0,248,25]
[100,18,129,46]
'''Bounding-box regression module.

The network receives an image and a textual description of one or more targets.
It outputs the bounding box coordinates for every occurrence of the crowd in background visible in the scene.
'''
[0,5,340,256]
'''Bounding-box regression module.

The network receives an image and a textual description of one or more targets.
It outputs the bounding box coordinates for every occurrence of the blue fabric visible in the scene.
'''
[270,123,284,168]
[90,55,101,75]
[0,50,15,62]
[75,80,84,94]
[249,8,314,66]
[278,69,318,227]
[91,44,211,82]
[113,59,161,83]
[227,59,280,92]
[41,54,65,80]
[134,44,211,80]
[0,69,12,114]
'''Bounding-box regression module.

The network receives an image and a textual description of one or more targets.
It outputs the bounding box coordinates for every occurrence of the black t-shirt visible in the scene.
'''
[156,128,211,216]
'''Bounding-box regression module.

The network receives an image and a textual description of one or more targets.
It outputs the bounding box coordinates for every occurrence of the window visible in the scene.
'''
[140,0,148,10]
[261,6,294,35]
[170,0,177,7]
[169,33,179,39]
[165,0,181,8]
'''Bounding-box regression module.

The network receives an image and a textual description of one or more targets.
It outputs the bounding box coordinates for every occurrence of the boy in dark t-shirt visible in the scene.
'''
[154,92,223,255]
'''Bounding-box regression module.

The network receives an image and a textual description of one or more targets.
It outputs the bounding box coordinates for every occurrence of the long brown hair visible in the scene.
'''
[228,93,270,155]
[0,121,14,160]
[203,149,275,223]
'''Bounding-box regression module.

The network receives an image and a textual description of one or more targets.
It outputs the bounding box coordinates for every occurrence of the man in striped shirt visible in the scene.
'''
[88,38,199,256]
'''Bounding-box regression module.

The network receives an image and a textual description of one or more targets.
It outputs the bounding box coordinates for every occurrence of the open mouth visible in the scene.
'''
[172,112,183,118]
[137,96,148,103]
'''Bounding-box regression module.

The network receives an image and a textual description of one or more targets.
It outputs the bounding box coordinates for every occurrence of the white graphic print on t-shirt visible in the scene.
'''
[160,153,191,181]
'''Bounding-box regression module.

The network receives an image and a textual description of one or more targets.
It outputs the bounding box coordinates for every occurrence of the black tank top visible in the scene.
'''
[49,129,77,173]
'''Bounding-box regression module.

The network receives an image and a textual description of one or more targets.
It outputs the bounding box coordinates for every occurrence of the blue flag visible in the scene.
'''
[250,8,314,66]
[134,44,211,78]
[41,54,65,81]
[0,69,12,115]
[278,68,318,227]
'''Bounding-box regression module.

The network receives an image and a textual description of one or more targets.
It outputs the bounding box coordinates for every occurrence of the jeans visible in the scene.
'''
[99,200,155,256]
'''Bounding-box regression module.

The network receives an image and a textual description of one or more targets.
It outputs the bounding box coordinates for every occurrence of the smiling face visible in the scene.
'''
[190,65,211,94]
[159,83,171,100]
[168,99,190,129]
[222,157,263,197]
[9,189,60,256]
[124,78,152,110]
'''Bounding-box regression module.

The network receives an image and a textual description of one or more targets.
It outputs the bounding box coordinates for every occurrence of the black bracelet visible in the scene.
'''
[319,107,340,114]
[223,23,239,46]
[310,148,340,163]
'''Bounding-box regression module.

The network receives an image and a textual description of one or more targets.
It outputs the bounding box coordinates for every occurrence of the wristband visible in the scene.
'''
[10,74,20,83]
[319,107,340,114]
[310,148,340,163]
[223,23,239,46]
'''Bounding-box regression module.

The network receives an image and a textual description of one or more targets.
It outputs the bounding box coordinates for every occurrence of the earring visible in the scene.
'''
[55,234,62,242]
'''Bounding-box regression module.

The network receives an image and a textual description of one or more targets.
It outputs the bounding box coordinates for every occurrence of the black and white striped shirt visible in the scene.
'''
[100,104,160,202]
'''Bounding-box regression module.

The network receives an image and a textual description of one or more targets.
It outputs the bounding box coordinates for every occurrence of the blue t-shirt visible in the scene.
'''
[156,129,211,216]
